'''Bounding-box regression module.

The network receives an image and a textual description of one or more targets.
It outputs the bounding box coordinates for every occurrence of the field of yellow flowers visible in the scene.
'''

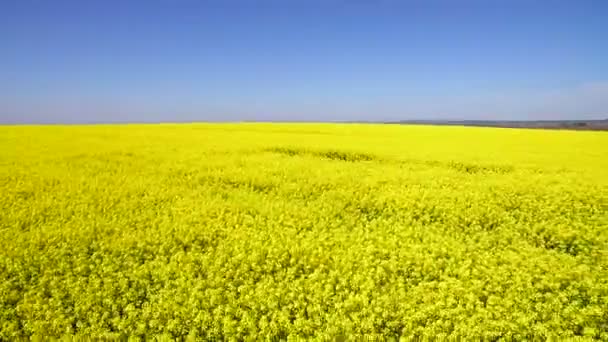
[1,123,607,339]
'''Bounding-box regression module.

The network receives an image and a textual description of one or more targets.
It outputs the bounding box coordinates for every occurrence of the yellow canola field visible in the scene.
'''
[1,123,607,340]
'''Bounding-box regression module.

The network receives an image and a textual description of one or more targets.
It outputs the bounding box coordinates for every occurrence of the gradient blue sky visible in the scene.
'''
[1,0,608,123]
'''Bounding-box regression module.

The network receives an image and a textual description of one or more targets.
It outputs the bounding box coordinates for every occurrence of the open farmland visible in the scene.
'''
[1,123,607,340]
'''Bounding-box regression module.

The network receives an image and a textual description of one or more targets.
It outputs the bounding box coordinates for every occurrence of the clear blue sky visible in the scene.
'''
[1,0,607,123]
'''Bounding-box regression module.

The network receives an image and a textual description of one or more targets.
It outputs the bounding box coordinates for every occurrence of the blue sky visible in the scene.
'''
[1,0,607,123]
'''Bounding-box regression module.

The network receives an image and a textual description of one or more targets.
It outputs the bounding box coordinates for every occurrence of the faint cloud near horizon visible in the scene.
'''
[396,81,608,122]
[532,81,608,120]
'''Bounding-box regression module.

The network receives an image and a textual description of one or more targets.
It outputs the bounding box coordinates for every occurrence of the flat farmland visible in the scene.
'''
[1,123,607,340]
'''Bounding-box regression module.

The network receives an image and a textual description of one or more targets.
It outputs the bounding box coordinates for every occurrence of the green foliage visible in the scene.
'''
[1,123,607,340]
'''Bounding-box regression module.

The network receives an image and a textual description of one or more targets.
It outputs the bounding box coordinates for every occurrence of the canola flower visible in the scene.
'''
[1,123,607,340]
